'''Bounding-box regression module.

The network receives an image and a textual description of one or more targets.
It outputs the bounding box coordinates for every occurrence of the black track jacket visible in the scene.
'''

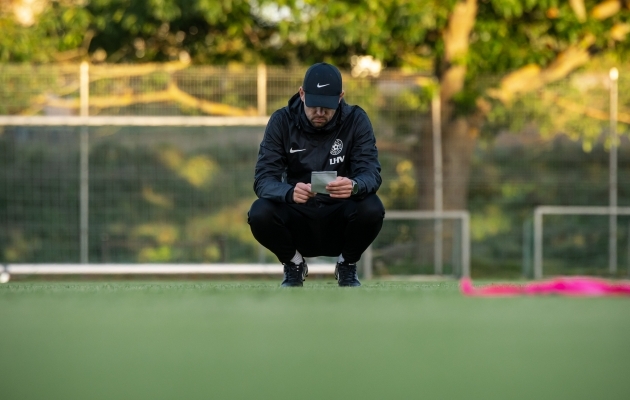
[254,93,381,204]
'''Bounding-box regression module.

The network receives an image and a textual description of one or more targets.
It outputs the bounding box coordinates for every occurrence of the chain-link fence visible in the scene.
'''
[0,64,628,277]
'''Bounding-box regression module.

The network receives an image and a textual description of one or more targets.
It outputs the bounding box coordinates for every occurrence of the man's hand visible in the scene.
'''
[293,182,315,203]
[326,176,353,199]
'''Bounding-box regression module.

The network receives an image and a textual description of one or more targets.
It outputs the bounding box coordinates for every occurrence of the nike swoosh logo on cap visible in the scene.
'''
[317,83,330,88]
[290,148,306,153]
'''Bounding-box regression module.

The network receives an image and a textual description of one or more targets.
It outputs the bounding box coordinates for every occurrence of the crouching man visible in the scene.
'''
[248,62,385,287]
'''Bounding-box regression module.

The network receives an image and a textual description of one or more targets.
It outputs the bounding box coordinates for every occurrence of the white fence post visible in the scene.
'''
[257,64,267,116]
[609,67,619,275]
[363,245,373,280]
[522,218,533,278]
[461,212,470,278]
[534,207,543,280]
[79,62,89,264]
[432,89,443,275]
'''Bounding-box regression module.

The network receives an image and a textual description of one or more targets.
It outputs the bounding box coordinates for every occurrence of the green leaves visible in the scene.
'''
[148,0,182,21]
[0,3,92,62]
[0,0,628,71]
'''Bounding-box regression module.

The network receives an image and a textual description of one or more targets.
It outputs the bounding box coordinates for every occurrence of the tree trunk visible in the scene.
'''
[415,114,478,211]
[412,113,479,271]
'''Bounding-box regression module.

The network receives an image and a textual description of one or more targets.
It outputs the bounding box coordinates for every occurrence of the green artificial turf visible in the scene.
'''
[1,280,629,400]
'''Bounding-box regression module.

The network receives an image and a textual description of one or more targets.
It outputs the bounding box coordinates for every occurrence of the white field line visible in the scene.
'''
[5,263,335,275]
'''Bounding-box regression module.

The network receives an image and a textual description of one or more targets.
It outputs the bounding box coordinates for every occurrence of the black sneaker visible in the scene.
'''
[335,262,361,287]
[281,261,308,287]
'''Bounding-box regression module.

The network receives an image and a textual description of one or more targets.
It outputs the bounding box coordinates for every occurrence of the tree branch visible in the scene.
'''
[23,82,257,116]
[570,0,587,22]
[375,139,411,155]
[89,62,190,80]
[591,0,624,20]
[546,93,630,125]
[441,0,478,103]
[487,34,596,103]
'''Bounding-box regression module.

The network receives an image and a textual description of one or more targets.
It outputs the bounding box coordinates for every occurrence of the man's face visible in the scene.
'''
[299,87,344,128]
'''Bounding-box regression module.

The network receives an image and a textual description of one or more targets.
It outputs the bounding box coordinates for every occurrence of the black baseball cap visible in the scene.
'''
[302,63,342,109]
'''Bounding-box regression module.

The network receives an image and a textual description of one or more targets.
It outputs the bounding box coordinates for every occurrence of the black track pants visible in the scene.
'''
[248,194,385,264]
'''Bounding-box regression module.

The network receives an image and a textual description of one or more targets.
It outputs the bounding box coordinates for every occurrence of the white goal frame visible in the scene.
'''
[533,206,630,279]
[1,115,470,281]
[2,263,335,276]
[364,210,471,279]
[1,211,470,281]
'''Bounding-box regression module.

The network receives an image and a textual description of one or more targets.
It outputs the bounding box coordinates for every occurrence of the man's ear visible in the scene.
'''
[299,87,305,102]
[339,90,345,103]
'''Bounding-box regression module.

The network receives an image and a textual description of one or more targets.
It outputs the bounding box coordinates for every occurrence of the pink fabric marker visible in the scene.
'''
[460,276,630,297]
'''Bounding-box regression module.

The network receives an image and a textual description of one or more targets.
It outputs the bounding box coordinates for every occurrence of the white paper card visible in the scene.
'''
[311,171,337,194]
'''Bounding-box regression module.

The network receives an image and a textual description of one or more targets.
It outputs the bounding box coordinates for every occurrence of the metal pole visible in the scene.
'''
[522,218,532,278]
[452,220,460,276]
[257,64,267,116]
[363,245,373,280]
[80,62,89,264]
[609,67,618,275]
[534,208,543,280]
[258,244,266,264]
[461,212,470,278]
[432,90,443,275]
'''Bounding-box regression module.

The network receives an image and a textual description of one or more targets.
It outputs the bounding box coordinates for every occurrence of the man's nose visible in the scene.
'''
[314,107,325,115]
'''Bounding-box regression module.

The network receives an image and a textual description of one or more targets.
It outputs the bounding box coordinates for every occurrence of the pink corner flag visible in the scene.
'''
[460,276,630,297]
